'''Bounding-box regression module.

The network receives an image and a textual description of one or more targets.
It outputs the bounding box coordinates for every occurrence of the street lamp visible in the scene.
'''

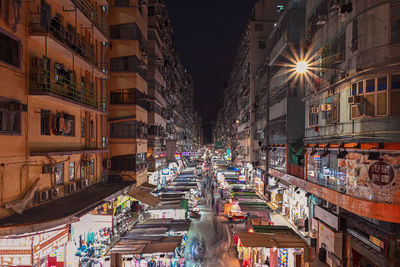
[295,60,308,74]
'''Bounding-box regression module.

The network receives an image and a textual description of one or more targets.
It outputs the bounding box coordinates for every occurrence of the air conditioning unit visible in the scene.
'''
[48,188,59,199]
[311,107,320,114]
[82,179,89,188]
[348,95,364,104]
[65,183,76,194]
[78,179,89,189]
[106,159,112,169]
[320,104,332,111]
[35,190,49,203]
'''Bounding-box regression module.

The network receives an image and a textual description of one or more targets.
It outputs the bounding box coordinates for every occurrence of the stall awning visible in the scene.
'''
[142,241,179,254]
[110,243,146,254]
[128,188,161,207]
[139,182,157,193]
[238,227,308,248]
[0,182,134,236]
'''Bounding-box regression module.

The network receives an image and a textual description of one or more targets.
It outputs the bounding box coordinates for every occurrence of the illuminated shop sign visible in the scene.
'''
[368,160,394,186]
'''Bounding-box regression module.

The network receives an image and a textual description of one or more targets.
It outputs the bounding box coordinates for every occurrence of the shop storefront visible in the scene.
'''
[0,226,69,267]
[315,220,343,267]
[253,169,264,193]
[307,149,400,203]
[266,177,284,210]
[269,147,286,173]
[113,195,141,236]
[236,227,309,267]
[113,238,186,267]
[281,186,310,236]
[341,210,400,267]
[66,213,112,267]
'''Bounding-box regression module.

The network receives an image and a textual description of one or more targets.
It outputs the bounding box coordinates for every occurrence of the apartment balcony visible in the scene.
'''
[110,155,148,172]
[287,163,304,179]
[29,67,108,113]
[29,17,108,78]
[110,89,149,111]
[60,0,109,40]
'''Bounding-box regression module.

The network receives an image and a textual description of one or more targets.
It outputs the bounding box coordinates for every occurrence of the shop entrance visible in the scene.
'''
[351,249,379,267]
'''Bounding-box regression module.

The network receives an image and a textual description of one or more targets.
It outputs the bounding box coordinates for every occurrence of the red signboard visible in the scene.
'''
[368,160,395,186]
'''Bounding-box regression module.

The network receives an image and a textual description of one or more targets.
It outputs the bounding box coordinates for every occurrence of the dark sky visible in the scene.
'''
[166,0,255,126]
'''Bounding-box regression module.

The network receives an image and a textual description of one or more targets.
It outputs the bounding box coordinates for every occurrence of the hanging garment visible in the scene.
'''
[64,119,72,134]
[87,231,95,246]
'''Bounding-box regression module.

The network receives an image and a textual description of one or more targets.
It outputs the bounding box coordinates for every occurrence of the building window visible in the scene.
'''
[358,81,363,94]
[391,75,400,114]
[308,105,319,126]
[0,30,21,68]
[102,136,107,148]
[90,159,94,175]
[322,95,339,124]
[392,3,400,43]
[255,23,263,31]
[110,23,146,45]
[52,113,75,136]
[40,110,51,135]
[366,79,375,93]
[110,88,148,110]
[110,120,147,139]
[80,165,85,179]
[110,56,147,80]
[69,162,75,181]
[351,77,389,118]
[55,163,64,185]
[90,120,94,138]
[0,100,21,135]
[258,40,266,49]
[81,117,85,137]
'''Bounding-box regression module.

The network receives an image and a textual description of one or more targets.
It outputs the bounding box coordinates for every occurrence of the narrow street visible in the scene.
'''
[184,175,240,267]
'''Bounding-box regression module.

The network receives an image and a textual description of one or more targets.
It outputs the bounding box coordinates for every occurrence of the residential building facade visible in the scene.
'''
[216,0,400,266]
[0,0,197,264]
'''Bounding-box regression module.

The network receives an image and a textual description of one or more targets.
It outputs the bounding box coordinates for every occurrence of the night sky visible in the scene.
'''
[166,1,255,141]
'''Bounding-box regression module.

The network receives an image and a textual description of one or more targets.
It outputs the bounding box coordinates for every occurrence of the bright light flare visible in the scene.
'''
[270,44,321,90]
[296,61,308,74]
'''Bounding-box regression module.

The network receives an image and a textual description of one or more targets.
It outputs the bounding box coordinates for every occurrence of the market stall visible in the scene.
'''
[66,213,112,267]
[236,226,309,267]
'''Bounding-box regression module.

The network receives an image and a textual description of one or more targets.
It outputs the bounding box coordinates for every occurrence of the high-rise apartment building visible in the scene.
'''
[108,0,149,185]
[0,0,197,264]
